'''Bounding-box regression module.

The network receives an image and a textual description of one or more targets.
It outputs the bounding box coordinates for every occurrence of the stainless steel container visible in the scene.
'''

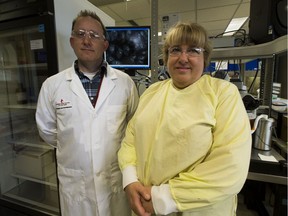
[253,118,275,150]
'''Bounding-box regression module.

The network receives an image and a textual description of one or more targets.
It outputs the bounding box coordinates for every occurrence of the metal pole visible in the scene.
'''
[150,0,158,84]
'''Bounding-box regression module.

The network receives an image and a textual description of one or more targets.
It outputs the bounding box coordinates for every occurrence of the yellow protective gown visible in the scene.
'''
[118,75,252,216]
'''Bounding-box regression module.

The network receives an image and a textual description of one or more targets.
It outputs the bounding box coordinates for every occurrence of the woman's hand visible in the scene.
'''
[125,182,152,216]
[140,186,155,214]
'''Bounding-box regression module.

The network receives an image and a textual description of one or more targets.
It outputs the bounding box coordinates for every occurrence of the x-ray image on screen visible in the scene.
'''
[105,26,150,70]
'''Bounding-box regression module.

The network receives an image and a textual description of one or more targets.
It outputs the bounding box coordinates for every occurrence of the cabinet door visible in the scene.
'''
[0,21,59,215]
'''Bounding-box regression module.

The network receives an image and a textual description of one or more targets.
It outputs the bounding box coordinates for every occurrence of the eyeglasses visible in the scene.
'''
[168,47,205,57]
[72,29,105,41]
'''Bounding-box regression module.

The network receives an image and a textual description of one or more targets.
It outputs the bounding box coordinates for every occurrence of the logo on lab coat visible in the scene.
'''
[56,99,72,109]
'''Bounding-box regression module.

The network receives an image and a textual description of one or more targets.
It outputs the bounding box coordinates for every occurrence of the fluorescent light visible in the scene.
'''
[158,32,162,36]
[224,17,248,36]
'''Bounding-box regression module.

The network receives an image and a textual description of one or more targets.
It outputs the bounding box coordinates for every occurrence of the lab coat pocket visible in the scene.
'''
[107,105,127,134]
[57,165,85,202]
[56,104,73,122]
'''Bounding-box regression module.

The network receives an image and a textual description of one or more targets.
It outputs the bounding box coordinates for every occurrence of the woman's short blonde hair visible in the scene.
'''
[162,22,212,69]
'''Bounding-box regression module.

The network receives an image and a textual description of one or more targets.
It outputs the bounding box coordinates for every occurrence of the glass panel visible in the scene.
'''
[0,23,59,215]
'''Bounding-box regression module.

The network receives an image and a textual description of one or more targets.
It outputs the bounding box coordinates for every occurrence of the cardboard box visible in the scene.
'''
[14,147,55,179]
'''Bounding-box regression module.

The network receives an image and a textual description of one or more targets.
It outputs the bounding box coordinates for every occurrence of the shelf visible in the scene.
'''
[4,103,37,110]
[0,63,47,70]
[249,148,287,185]
[10,139,53,150]
[3,180,59,215]
[211,35,287,60]
[11,173,57,188]
[0,128,30,138]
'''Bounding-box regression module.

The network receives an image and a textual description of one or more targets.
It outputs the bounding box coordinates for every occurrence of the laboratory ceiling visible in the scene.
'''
[88,0,251,38]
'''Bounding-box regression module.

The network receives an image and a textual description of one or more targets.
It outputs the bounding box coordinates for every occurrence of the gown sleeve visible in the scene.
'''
[167,83,252,211]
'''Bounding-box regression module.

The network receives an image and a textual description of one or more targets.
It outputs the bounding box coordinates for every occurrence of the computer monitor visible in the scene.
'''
[105,26,151,74]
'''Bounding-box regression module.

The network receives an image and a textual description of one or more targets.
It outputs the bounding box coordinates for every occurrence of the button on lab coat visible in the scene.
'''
[36,63,138,216]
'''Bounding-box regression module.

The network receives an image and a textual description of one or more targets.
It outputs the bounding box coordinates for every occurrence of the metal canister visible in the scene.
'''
[253,118,275,151]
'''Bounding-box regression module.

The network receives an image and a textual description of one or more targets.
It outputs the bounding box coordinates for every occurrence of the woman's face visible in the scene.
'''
[167,45,205,89]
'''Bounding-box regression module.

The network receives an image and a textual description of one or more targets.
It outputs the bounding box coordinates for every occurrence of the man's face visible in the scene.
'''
[70,16,108,66]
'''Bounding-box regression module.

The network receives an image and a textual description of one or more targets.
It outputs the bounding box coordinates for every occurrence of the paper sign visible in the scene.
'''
[30,39,43,50]
[258,153,278,162]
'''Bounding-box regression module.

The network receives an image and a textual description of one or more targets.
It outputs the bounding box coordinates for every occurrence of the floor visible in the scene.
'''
[1,183,276,216]
[0,198,262,216]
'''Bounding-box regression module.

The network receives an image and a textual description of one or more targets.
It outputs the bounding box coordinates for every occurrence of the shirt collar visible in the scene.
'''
[74,60,107,78]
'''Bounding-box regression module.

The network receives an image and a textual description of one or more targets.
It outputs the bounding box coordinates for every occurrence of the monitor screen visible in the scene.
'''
[105,26,151,71]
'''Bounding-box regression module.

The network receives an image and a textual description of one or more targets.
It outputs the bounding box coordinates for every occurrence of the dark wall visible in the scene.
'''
[249,0,287,44]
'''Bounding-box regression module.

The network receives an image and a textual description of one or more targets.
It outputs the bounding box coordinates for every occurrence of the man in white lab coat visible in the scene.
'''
[36,10,138,216]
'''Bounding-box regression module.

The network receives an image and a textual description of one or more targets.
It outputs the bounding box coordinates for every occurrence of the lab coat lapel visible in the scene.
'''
[66,69,92,108]
[94,72,116,112]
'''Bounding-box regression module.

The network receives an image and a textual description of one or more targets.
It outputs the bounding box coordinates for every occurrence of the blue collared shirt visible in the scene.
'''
[74,60,107,106]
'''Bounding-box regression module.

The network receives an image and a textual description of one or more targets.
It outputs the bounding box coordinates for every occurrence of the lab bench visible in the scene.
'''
[243,147,287,216]
[248,147,287,185]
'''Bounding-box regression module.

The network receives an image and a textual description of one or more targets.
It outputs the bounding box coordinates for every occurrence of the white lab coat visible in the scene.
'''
[36,63,138,216]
